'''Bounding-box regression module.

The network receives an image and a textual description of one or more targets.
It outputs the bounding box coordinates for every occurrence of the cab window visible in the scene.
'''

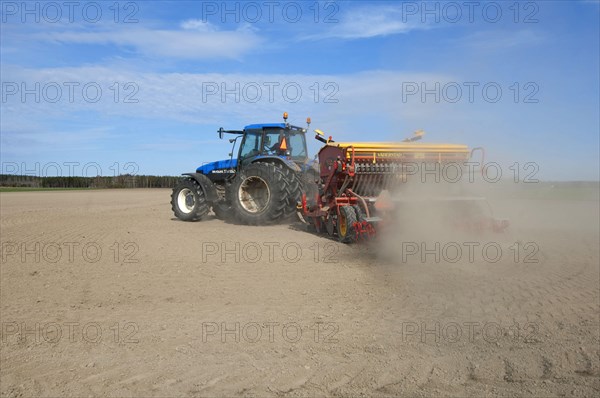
[239,130,261,159]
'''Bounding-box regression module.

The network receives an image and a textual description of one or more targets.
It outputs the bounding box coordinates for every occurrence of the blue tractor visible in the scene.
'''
[171,113,317,225]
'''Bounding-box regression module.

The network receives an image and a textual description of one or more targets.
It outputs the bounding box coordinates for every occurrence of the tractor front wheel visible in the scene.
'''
[171,178,210,221]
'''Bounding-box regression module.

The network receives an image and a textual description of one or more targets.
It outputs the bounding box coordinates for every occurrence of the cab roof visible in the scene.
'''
[244,123,287,130]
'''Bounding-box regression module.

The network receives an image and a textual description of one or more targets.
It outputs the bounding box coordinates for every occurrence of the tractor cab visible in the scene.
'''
[218,113,310,169]
[238,123,308,165]
[198,113,311,182]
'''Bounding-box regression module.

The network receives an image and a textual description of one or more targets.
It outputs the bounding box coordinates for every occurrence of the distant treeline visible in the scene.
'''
[0,174,181,189]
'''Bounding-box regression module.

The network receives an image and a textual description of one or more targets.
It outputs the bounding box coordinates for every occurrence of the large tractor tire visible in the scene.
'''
[278,163,302,218]
[337,205,358,243]
[171,178,210,221]
[228,162,301,225]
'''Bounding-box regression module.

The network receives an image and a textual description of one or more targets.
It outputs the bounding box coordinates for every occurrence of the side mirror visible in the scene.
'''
[218,127,224,139]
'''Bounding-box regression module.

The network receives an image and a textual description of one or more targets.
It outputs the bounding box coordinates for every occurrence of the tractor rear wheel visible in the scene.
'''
[337,205,358,243]
[171,178,210,221]
[228,162,300,225]
[277,163,302,218]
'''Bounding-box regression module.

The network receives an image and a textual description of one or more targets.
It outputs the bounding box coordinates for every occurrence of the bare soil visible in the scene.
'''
[1,189,598,397]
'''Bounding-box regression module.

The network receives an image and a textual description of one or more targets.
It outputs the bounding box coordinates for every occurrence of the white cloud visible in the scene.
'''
[0,65,463,153]
[180,19,216,32]
[302,5,430,40]
[30,22,262,60]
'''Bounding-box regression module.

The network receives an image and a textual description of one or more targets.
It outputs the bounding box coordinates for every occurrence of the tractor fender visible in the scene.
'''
[182,173,219,204]
[250,156,301,172]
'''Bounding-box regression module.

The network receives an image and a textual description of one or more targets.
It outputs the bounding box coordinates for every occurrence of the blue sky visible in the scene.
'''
[1,0,599,180]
